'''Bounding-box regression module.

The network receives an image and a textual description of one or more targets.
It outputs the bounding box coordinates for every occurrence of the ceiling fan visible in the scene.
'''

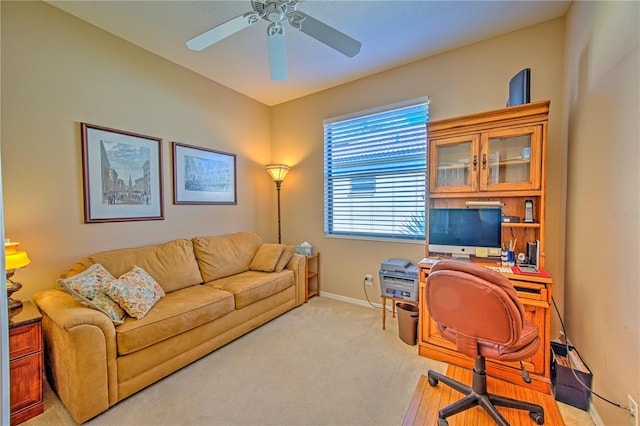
[186,0,362,81]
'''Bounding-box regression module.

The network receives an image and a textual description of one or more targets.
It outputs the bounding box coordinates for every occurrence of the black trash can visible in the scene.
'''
[396,302,419,345]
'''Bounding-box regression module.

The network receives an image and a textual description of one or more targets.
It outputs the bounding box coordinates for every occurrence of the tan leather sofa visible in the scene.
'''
[33,232,306,423]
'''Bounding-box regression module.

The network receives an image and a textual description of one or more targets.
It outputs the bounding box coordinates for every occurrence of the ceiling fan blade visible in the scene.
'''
[295,13,361,58]
[267,27,288,81]
[186,12,261,51]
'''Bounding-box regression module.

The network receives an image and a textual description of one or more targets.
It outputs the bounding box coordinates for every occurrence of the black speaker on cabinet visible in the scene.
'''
[506,68,531,107]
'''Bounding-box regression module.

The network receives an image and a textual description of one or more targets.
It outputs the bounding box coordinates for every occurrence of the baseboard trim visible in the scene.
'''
[589,401,604,426]
[317,291,383,310]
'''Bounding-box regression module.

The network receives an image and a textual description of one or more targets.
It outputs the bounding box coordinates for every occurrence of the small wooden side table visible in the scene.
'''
[9,301,44,425]
[304,252,320,302]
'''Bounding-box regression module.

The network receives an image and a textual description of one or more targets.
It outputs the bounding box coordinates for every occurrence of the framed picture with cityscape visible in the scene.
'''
[172,142,237,205]
[81,123,164,223]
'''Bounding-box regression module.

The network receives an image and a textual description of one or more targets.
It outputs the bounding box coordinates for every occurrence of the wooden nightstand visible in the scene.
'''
[304,252,320,302]
[9,301,44,425]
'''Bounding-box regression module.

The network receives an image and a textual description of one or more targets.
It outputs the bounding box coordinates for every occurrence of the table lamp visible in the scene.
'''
[265,164,291,243]
[5,240,31,312]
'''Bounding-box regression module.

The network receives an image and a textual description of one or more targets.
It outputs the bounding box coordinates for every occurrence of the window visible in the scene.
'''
[324,99,429,241]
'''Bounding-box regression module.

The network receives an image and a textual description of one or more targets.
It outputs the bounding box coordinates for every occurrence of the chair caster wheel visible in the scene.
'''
[437,417,449,426]
[529,411,544,424]
[428,376,439,387]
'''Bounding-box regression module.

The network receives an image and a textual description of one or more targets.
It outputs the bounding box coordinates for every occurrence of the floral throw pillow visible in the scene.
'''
[57,264,126,325]
[101,265,165,319]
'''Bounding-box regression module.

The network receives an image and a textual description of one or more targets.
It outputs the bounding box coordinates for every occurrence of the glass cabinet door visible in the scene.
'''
[479,126,541,191]
[429,134,479,193]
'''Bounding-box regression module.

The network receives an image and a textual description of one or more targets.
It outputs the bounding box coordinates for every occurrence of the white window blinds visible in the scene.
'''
[324,99,429,241]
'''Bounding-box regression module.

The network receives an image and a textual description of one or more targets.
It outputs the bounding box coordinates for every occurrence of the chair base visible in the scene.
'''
[427,358,544,426]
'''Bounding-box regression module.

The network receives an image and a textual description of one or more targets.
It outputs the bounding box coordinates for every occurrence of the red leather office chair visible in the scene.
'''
[426,260,545,426]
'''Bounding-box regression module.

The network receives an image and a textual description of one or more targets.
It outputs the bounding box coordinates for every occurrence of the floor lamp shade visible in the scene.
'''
[265,164,290,184]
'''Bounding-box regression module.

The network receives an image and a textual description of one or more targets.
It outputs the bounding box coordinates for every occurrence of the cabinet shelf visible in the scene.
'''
[502,222,540,229]
[493,158,531,166]
[437,163,470,170]
[434,157,531,169]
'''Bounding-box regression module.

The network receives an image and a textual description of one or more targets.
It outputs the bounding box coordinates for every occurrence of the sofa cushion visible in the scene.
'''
[206,269,294,309]
[274,245,295,272]
[249,244,283,272]
[193,232,262,282]
[115,285,235,355]
[57,263,126,325]
[67,239,203,294]
[102,265,165,319]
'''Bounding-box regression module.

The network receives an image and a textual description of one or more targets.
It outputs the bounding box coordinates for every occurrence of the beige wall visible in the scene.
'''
[1,1,274,299]
[563,1,639,424]
[272,19,566,305]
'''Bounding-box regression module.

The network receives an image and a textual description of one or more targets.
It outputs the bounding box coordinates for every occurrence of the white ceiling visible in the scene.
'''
[48,1,570,106]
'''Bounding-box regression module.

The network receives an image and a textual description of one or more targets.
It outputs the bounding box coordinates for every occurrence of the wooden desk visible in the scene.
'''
[418,260,553,394]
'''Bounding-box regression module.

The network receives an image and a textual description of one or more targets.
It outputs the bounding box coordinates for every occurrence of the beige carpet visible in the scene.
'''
[23,296,593,426]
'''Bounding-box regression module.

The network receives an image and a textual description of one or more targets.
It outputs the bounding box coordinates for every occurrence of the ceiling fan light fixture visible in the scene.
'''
[265,2,286,22]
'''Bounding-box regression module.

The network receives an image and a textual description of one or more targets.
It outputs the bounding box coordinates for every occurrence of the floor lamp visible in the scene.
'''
[265,164,290,243]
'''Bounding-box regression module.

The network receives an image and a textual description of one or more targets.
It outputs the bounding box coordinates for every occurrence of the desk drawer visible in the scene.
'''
[513,281,548,303]
[9,323,42,360]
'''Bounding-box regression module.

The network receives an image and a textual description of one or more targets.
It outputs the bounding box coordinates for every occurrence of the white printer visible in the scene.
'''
[379,258,419,302]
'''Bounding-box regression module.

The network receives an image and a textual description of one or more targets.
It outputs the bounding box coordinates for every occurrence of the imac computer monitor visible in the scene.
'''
[428,208,502,258]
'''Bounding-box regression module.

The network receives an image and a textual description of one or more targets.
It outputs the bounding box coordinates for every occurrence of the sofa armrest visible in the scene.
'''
[286,253,306,306]
[33,289,118,423]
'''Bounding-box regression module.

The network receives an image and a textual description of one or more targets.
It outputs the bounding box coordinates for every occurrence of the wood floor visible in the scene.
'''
[404,365,564,425]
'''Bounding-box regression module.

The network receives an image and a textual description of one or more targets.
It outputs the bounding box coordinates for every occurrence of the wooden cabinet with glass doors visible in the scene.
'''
[420,100,553,393]
[429,105,545,192]
[427,100,550,267]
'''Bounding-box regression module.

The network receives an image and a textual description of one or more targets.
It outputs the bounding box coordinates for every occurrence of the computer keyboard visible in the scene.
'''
[486,266,513,273]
